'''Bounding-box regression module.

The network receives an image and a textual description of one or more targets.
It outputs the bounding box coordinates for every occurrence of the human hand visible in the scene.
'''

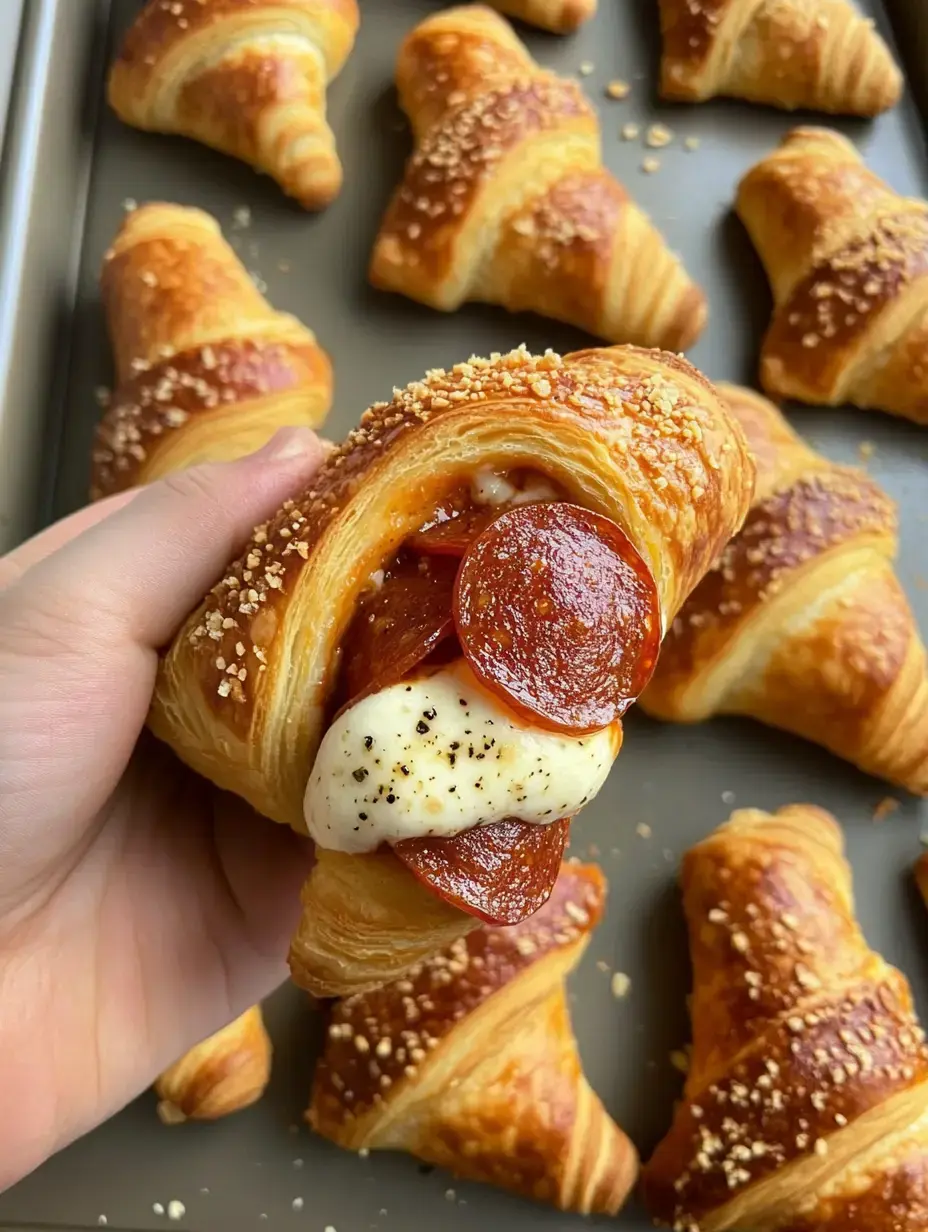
[0,428,324,1190]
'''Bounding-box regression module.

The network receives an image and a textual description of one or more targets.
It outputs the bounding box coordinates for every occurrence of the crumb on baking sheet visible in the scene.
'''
[859,440,875,460]
[596,959,610,973]
[873,796,899,823]
[232,206,252,229]
[153,1204,165,1217]
[611,972,631,999]
[671,1048,690,1074]
[684,136,701,151]
[641,157,661,174]
[278,260,291,273]
[621,122,640,141]
[578,60,594,75]
[292,1198,304,1211]
[122,197,138,212]
[721,789,736,805]
[606,79,631,100]
[636,822,652,838]
[646,123,673,148]
[167,1200,185,1222]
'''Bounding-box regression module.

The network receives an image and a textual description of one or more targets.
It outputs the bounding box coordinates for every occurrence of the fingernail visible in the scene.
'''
[254,426,319,464]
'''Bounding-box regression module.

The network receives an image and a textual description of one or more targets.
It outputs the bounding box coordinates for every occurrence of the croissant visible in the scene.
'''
[641,382,928,795]
[155,1006,272,1124]
[737,127,928,426]
[642,804,928,1232]
[107,0,359,210]
[369,5,707,353]
[659,0,902,115]
[308,861,638,1213]
[487,0,596,32]
[148,343,754,997]
[91,202,332,499]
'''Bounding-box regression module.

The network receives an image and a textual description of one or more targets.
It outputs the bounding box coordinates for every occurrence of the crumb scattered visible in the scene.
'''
[445,1189,457,1202]
[325,1225,338,1232]
[621,122,640,141]
[578,61,594,76]
[278,260,291,273]
[671,1049,690,1074]
[167,1201,185,1222]
[606,79,630,100]
[873,796,900,823]
[611,972,632,999]
[646,123,673,148]
[359,1147,370,1158]
[122,197,138,212]
[721,790,736,805]
[232,206,252,229]
[610,846,621,857]
[98,1217,107,1226]
[293,1158,304,1168]
[641,157,661,174]
[292,1198,304,1211]
[636,822,652,839]
[153,1204,165,1217]
[199,1188,210,1196]
[684,136,701,151]
[858,440,875,460]
[596,959,611,973]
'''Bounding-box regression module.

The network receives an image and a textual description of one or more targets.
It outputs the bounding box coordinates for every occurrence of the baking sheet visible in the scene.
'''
[1,0,927,1229]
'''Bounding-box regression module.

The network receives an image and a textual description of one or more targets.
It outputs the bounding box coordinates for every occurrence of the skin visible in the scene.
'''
[0,427,324,1191]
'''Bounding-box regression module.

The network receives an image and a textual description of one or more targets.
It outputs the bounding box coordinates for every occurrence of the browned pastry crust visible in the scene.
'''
[155,1006,272,1123]
[92,203,332,498]
[370,5,707,352]
[308,862,638,1214]
[642,383,928,795]
[488,0,595,32]
[642,804,928,1232]
[107,0,359,210]
[149,342,754,996]
[659,0,902,115]
[737,128,928,426]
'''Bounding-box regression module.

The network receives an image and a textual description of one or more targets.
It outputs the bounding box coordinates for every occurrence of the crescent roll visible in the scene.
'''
[107,0,359,210]
[488,0,596,32]
[641,383,928,796]
[309,861,637,1213]
[643,804,928,1232]
[370,6,707,353]
[91,202,332,499]
[155,1006,272,1124]
[149,343,754,998]
[658,0,902,115]
[737,128,928,426]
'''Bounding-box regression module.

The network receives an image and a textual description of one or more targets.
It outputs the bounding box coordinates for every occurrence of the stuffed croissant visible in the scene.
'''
[150,344,754,997]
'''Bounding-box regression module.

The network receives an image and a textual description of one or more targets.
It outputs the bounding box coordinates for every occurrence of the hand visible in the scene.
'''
[0,428,325,1190]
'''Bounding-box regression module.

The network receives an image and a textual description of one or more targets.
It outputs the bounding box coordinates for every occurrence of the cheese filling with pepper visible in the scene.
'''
[303,660,621,853]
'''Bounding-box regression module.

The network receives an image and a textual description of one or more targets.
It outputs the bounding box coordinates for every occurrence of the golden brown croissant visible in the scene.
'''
[488,0,595,32]
[148,342,753,999]
[309,861,638,1214]
[737,127,928,427]
[642,383,928,796]
[659,0,902,115]
[369,5,707,353]
[107,0,359,210]
[91,202,332,499]
[155,1006,272,1124]
[642,804,928,1232]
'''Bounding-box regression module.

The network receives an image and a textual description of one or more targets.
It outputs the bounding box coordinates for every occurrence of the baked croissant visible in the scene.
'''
[641,383,928,796]
[659,0,902,115]
[91,202,332,499]
[737,127,928,426]
[642,804,928,1232]
[308,861,638,1214]
[487,0,596,32]
[107,0,359,210]
[155,1006,272,1124]
[149,343,754,998]
[369,5,707,353]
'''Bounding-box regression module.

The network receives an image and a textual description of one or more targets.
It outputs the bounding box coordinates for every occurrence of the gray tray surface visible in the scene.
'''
[2,1,928,1230]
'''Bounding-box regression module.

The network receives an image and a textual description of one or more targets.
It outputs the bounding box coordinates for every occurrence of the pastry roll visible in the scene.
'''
[488,0,596,32]
[641,383,928,796]
[92,202,332,499]
[155,1006,272,1124]
[737,127,928,426]
[659,0,902,115]
[643,804,928,1232]
[149,343,754,997]
[107,0,360,210]
[308,861,638,1214]
[370,6,707,353]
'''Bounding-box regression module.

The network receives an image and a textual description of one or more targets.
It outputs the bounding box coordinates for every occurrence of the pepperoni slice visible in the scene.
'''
[341,554,458,705]
[393,818,570,925]
[453,503,660,734]
[406,505,498,557]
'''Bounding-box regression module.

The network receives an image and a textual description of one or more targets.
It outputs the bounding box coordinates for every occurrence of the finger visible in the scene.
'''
[9,427,325,650]
[0,490,140,589]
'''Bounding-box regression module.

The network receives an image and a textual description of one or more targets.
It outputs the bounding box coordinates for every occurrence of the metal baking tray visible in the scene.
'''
[0,1,926,1229]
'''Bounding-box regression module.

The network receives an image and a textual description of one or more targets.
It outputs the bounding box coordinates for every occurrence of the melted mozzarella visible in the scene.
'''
[304,661,621,853]
[470,467,559,508]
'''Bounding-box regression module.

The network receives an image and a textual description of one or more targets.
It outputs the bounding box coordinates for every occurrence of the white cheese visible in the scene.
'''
[304,661,620,853]
[469,467,559,508]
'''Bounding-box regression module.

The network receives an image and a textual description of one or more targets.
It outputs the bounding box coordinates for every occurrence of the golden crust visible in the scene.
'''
[154,1006,272,1123]
[309,862,638,1214]
[737,128,928,425]
[659,0,902,115]
[370,5,706,351]
[107,0,359,210]
[92,203,332,498]
[642,805,928,1232]
[642,382,928,795]
[489,0,596,33]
